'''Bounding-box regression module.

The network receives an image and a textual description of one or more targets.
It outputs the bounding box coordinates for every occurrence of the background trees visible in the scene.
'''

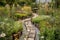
[55,0,60,8]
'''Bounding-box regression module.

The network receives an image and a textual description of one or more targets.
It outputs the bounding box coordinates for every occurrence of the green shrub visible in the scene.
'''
[15,13,27,18]
[0,7,10,17]
[32,15,51,23]
[15,12,32,19]
[13,21,23,33]
[0,17,23,39]
[32,15,56,40]
[53,9,60,40]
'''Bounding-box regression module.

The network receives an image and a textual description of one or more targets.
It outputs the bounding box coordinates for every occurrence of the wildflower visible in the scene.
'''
[0,32,6,37]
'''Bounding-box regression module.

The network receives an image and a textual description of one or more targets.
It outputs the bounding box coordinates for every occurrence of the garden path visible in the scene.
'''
[20,13,40,40]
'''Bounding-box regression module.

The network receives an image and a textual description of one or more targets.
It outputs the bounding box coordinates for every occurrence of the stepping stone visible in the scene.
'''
[28,33,35,38]
[28,38,34,40]
[24,38,27,40]
[30,28,35,30]
[30,30,36,33]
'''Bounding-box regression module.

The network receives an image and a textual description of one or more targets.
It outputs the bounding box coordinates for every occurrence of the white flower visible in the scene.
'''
[0,32,6,37]
[27,29,30,32]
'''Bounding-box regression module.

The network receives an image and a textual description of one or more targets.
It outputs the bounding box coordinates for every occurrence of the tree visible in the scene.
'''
[55,0,60,8]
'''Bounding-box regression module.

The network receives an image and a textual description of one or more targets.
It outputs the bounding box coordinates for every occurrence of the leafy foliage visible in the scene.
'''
[15,5,32,19]
[32,15,56,40]
[0,17,23,36]
[32,15,51,23]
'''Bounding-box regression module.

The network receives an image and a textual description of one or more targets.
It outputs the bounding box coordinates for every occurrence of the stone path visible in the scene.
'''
[23,20,36,40]
[20,13,40,40]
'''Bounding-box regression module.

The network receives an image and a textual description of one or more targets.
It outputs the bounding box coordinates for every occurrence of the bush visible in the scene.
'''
[0,6,10,17]
[32,15,56,40]
[15,13,27,18]
[15,12,32,19]
[54,28,60,40]
[0,17,23,40]
[53,9,60,40]
[32,15,51,23]
[13,21,23,33]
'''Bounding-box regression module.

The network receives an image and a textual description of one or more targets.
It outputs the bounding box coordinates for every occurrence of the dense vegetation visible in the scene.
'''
[0,0,60,40]
[0,7,23,40]
[32,0,60,40]
[32,4,60,40]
